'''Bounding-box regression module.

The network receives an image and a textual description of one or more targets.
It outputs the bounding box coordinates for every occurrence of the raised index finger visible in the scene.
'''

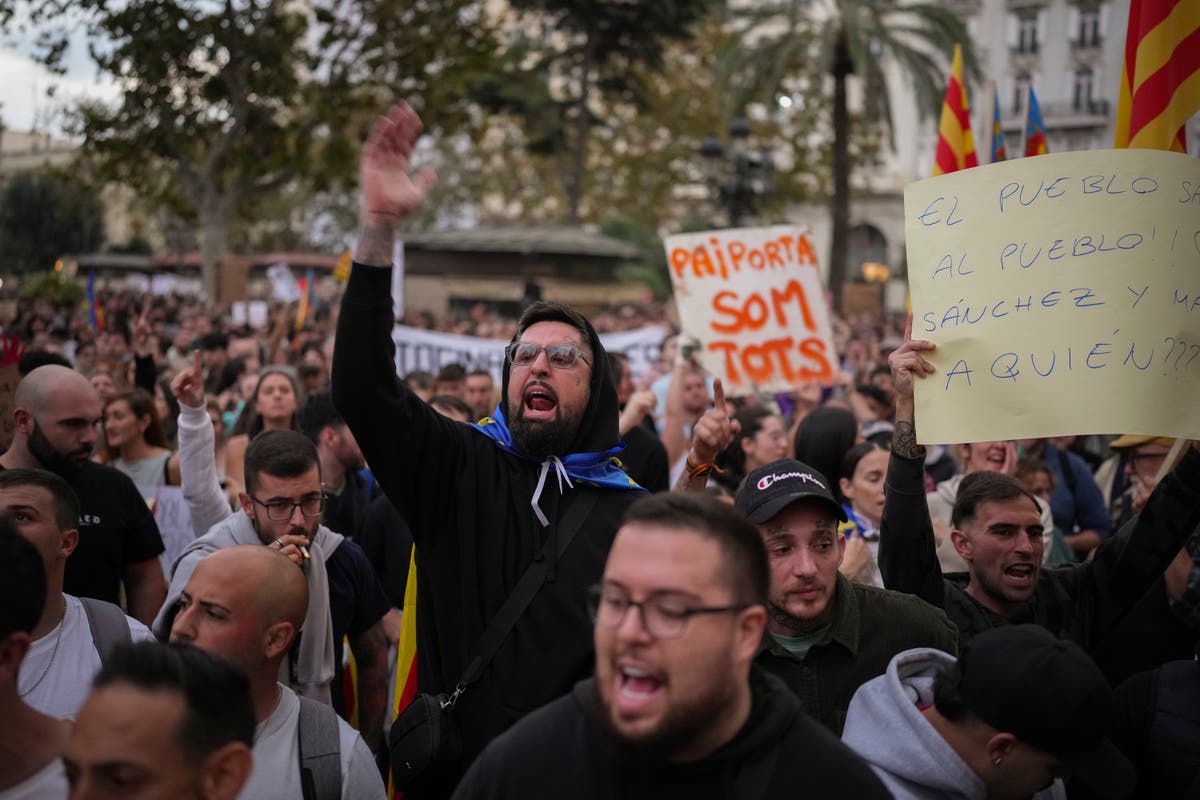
[191,348,201,374]
[713,378,727,415]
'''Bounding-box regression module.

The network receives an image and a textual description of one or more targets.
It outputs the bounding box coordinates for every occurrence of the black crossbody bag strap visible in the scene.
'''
[445,489,600,706]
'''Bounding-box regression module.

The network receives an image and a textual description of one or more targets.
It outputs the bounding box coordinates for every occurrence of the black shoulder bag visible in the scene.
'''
[389,490,600,790]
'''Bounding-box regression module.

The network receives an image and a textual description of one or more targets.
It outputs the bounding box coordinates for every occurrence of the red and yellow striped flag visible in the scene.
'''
[388,549,419,798]
[932,45,978,176]
[1114,0,1200,151]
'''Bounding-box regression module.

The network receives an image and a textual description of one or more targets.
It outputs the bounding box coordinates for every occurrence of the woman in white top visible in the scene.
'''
[104,389,181,487]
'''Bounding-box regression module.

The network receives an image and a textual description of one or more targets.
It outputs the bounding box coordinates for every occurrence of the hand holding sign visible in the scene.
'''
[690,379,740,467]
[888,314,937,403]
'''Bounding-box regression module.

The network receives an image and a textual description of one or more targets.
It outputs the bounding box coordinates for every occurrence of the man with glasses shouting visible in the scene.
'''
[452,493,889,799]
[332,103,650,796]
[154,430,392,758]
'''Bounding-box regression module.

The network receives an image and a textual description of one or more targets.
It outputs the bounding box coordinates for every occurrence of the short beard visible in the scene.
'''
[768,602,830,636]
[28,421,87,476]
[590,677,733,766]
[509,413,577,457]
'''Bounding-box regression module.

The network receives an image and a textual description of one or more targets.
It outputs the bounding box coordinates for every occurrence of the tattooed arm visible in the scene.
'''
[877,316,945,606]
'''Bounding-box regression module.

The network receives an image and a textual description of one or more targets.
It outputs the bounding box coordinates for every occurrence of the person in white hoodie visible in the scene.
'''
[841,625,1135,800]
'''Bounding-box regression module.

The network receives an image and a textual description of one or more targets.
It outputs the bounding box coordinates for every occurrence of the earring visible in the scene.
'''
[993,758,1002,766]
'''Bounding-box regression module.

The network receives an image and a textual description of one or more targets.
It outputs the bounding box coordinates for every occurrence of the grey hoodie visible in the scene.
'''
[841,647,1066,800]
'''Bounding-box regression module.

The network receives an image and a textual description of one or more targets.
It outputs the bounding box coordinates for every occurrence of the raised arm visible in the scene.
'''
[171,350,234,536]
[673,379,738,493]
[331,104,467,540]
[878,315,945,607]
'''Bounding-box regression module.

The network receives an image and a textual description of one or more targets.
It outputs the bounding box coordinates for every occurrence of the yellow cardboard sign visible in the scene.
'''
[904,148,1200,443]
[664,225,837,396]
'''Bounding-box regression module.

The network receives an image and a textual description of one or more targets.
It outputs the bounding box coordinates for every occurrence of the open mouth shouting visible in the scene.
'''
[1003,561,1037,589]
[615,662,665,716]
[521,382,559,421]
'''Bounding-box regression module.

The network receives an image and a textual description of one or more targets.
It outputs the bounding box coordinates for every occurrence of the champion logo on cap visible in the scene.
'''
[757,471,825,491]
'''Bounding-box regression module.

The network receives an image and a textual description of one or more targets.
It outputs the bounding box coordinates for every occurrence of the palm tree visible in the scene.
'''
[721,0,978,308]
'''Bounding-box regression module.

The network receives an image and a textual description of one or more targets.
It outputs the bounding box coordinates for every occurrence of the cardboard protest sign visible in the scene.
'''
[664,226,836,396]
[0,337,26,451]
[904,148,1200,443]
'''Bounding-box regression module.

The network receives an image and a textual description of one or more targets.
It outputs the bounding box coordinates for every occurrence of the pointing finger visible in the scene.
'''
[713,378,726,415]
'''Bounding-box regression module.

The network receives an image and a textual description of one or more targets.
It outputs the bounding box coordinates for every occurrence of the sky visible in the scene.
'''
[0,37,118,136]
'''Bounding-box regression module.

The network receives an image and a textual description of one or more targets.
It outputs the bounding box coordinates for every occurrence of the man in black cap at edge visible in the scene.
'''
[734,457,959,734]
[842,624,1137,800]
[331,103,647,796]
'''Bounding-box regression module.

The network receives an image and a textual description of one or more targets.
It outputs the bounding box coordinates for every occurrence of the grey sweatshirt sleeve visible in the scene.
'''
[176,402,234,537]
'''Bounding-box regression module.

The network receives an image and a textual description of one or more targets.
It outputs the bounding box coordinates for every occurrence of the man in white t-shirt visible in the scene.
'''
[171,545,385,800]
[0,521,69,800]
[0,469,155,719]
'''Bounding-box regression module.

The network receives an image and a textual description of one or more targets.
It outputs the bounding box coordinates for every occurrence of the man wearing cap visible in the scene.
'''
[1105,434,1177,531]
[735,457,959,734]
[841,624,1136,800]
[882,324,1200,656]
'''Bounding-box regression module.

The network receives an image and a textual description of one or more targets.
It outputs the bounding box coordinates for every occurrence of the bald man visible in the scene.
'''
[171,546,386,800]
[0,365,166,625]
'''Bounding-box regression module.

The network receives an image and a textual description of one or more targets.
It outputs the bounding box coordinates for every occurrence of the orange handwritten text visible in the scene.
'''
[711,278,817,335]
[670,234,817,280]
[709,337,834,386]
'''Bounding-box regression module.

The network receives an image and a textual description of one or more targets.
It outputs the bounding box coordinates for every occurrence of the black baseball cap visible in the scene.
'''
[958,625,1135,799]
[735,458,847,524]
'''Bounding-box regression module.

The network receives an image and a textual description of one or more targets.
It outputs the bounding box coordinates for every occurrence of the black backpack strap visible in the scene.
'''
[79,597,133,667]
[297,696,342,800]
[450,489,600,702]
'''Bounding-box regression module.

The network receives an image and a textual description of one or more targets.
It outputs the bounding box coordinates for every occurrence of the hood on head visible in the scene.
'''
[842,648,982,797]
[501,301,620,455]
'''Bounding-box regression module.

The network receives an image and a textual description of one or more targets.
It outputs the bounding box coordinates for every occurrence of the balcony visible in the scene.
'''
[1070,36,1103,53]
[1002,99,1110,131]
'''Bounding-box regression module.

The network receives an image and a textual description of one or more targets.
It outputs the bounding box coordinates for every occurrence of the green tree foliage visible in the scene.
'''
[21,271,87,306]
[478,0,716,223]
[722,0,977,306]
[0,170,105,273]
[3,0,498,296]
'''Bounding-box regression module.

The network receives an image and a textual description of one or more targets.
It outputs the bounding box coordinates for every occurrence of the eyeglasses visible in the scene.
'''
[250,493,325,521]
[586,585,748,640]
[507,342,591,370]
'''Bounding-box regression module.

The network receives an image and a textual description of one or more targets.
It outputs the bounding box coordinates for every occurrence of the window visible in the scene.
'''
[1073,68,1094,111]
[1017,15,1039,54]
[1078,8,1101,47]
[1013,74,1031,115]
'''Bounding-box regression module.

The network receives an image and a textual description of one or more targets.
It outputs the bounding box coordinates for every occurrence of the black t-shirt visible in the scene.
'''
[358,493,414,607]
[327,536,391,717]
[0,461,165,604]
[322,468,373,540]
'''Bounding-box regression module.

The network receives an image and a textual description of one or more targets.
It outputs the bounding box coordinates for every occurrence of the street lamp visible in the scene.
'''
[699,117,775,228]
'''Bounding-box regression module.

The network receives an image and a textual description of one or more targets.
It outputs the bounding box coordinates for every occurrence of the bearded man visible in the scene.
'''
[331,103,644,797]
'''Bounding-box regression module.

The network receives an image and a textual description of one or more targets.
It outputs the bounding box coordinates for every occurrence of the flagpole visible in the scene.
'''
[1019,82,1031,158]
[982,81,996,164]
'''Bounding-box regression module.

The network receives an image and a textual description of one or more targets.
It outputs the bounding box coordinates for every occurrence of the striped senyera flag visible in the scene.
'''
[932,44,979,175]
[1114,0,1200,151]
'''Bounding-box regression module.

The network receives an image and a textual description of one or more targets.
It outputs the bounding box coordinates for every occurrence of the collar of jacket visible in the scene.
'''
[759,573,861,660]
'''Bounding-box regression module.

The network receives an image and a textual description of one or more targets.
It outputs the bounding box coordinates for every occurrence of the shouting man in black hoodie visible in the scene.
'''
[332,103,645,796]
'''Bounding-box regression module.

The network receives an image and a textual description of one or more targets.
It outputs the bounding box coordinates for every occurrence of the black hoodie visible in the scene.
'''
[451,668,891,800]
[333,266,641,796]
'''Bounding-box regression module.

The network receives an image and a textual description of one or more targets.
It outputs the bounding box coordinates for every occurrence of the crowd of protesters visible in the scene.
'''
[0,102,1197,800]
